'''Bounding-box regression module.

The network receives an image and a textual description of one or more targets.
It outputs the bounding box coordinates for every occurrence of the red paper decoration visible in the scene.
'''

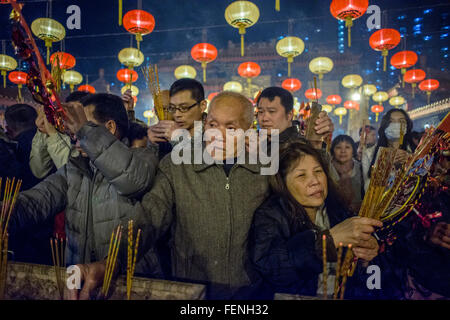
[123,10,155,49]
[305,88,322,100]
[78,84,95,93]
[344,100,359,110]
[281,78,301,92]
[326,94,342,106]
[116,68,138,83]
[191,43,218,82]
[330,0,369,47]
[369,29,401,71]
[50,52,76,70]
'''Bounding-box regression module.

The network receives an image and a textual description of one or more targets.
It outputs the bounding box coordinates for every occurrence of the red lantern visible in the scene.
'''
[305,88,322,100]
[326,94,342,106]
[123,10,155,50]
[50,52,76,70]
[369,29,401,71]
[8,71,27,101]
[371,104,384,122]
[281,78,301,92]
[116,68,138,84]
[191,43,218,83]
[208,92,219,101]
[78,84,95,93]
[330,0,369,47]
[419,79,439,104]
[404,69,426,98]
[344,100,359,111]
[238,62,261,90]
[391,50,418,87]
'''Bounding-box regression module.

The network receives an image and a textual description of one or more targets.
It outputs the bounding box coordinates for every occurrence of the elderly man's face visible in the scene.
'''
[204,96,251,161]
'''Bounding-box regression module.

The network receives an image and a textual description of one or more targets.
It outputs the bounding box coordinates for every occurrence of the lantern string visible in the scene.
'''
[1,40,5,54]
[137,0,142,10]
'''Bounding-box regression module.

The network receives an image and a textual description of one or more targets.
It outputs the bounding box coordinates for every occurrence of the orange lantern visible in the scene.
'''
[326,94,342,107]
[116,68,138,84]
[404,69,426,98]
[305,88,322,101]
[282,78,301,92]
[123,10,155,50]
[369,29,401,71]
[371,104,384,122]
[50,52,76,71]
[344,100,359,111]
[238,61,261,90]
[330,0,368,47]
[419,79,439,104]
[390,51,418,86]
[78,84,95,94]
[191,43,218,83]
[8,71,27,101]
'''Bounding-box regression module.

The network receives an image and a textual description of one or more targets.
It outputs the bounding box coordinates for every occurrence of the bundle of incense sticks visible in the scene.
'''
[141,65,166,121]
[322,234,328,300]
[333,243,344,300]
[346,113,450,277]
[50,55,63,94]
[101,225,123,299]
[50,235,66,299]
[339,244,353,300]
[126,220,141,300]
[0,177,22,300]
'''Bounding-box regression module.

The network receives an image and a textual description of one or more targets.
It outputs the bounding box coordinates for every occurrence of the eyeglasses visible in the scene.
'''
[167,101,200,113]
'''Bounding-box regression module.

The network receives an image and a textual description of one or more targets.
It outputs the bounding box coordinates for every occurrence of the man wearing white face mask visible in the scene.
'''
[362,109,415,191]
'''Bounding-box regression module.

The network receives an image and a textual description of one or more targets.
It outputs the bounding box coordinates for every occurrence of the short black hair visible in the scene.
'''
[81,93,129,139]
[169,78,204,102]
[128,121,148,142]
[331,134,357,158]
[257,86,294,114]
[4,104,37,131]
[65,91,92,103]
[359,125,376,136]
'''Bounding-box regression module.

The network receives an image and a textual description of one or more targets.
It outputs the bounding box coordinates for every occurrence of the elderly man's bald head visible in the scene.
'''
[208,91,254,129]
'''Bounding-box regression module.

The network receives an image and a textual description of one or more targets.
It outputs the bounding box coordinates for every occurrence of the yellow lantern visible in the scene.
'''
[276,36,304,77]
[62,70,82,92]
[372,91,389,106]
[0,54,17,88]
[363,84,377,97]
[225,1,260,57]
[341,74,363,89]
[334,107,347,125]
[121,85,139,96]
[309,57,333,87]
[322,104,333,113]
[118,48,144,69]
[223,81,243,93]
[31,18,66,65]
[174,65,197,79]
[143,109,155,125]
[389,96,405,107]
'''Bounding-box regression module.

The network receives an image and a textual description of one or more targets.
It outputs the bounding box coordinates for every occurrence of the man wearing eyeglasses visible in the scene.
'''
[147,78,207,153]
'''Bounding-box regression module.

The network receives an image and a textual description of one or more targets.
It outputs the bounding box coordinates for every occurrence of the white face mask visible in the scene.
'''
[384,122,403,140]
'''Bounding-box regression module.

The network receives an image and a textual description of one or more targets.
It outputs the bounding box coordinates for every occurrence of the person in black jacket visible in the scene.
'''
[248,139,383,299]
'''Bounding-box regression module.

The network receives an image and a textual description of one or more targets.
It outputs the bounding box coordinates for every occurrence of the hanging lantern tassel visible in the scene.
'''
[201,62,207,83]
[376,113,379,122]
[339,115,343,125]
[70,84,74,92]
[401,68,406,87]
[1,71,5,88]
[239,27,246,57]
[345,17,353,47]
[382,49,388,72]
[275,0,280,11]
[119,0,123,25]
[136,34,142,51]
[287,56,293,77]
[45,39,52,65]
[412,83,416,98]
[17,84,22,101]
[427,91,431,104]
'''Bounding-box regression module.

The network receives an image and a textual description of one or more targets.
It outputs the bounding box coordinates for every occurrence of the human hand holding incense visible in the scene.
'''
[329,216,383,247]
[352,236,379,262]
[148,120,177,143]
[309,111,333,149]
[122,89,135,111]
[67,260,107,300]
[61,102,89,136]
[393,149,410,166]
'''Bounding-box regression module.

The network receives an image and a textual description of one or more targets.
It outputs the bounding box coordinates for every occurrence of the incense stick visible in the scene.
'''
[322,234,327,300]
[102,225,122,299]
[141,65,165,121]
[333,243,343,300]
[339,244,352,300]
[126,220,141,300]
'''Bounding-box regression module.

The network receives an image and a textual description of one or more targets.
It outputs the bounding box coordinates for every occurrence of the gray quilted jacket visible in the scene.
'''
[10,122,161,276]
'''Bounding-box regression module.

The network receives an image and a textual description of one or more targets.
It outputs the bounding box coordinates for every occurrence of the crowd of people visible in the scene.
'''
[0,79,449,300]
